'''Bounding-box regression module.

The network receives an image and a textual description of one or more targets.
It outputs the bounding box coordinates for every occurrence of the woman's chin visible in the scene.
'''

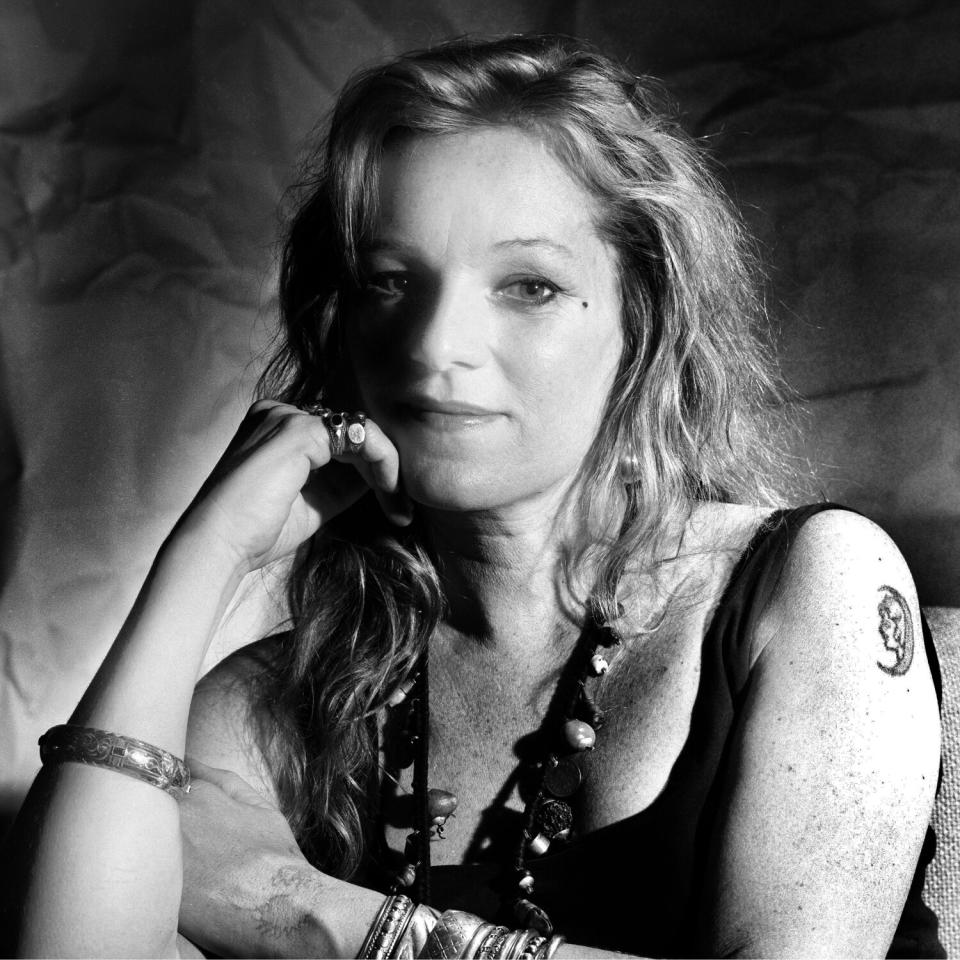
[402,464,516,515]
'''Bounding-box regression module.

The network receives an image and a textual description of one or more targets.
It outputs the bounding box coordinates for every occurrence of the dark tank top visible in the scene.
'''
[423,504,945,958]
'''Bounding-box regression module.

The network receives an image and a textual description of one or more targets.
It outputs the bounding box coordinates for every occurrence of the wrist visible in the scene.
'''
[249,859,385,959]
[160,520,251,594]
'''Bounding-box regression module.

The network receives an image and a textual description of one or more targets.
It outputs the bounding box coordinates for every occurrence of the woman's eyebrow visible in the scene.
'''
[493,237,576,261]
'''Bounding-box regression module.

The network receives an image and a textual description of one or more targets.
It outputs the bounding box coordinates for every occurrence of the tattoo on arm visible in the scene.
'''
[254,865,313,944]
[876,585,915,676]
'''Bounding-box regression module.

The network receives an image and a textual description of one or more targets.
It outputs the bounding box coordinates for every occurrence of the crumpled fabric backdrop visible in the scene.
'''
[2,0,959,837]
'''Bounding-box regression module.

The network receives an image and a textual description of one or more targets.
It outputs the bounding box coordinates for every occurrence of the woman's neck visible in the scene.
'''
[419,497,581,655]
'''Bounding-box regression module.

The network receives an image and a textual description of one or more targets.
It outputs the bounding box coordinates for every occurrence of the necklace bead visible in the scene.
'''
[542,756,582,796]
[563,719,596,751]
[589,653,609,675]
[534,798,573,838]
[427,788,458,825]
[388,674,418,707]
[399,598,621,934]
[527,832,551,856]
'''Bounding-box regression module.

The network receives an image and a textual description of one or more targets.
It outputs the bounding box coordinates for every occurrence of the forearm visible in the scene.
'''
[12,530,245,958]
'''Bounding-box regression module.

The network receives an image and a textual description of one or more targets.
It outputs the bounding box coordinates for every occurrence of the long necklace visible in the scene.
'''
[383,600,622,936]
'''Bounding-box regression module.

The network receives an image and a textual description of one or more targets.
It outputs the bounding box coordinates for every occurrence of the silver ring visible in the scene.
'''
[324,410,348,456]
[346,412,367,454]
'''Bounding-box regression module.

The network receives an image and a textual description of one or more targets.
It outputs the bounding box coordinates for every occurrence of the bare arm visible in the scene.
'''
[700,510,940,957]
[4,401,408,958]
[7,533,244,958]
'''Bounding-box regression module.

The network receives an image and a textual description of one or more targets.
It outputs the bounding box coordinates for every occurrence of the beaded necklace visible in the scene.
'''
[382,600,622,936]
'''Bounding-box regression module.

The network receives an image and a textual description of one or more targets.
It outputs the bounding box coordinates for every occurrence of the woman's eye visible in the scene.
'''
[500,278,560,306]
[363,272,410,300]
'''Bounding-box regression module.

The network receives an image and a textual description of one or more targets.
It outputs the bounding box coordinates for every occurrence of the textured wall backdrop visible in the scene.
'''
[1,0,958,821]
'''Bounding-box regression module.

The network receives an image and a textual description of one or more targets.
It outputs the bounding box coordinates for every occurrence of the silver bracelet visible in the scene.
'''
[518,934,547,959]
[39,724,191,799]
[358,894,417,959]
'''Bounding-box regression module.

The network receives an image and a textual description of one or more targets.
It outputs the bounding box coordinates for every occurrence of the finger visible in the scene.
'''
[351,420,401,492]
[225,399,291,453]
[346,421,414,525]
[255,406,392,482]
[244,406,414,525]
[349,457,414,526]
[354,471,414,526]
[296,413,413,524]
[300,458,369,523]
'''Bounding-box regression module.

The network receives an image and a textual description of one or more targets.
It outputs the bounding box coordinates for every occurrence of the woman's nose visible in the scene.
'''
[405,278,488,372]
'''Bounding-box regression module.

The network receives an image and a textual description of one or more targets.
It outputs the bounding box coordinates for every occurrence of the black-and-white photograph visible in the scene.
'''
[1,2,958,956]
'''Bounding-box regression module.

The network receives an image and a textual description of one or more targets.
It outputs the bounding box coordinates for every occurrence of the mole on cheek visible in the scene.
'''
[582,301,589,308]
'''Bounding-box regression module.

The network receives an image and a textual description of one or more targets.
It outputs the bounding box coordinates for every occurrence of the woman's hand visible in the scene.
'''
[177,400,412,575]
[179,759,316,958]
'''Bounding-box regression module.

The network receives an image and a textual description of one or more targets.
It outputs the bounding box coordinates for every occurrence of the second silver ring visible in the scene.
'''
[345,412,366,454]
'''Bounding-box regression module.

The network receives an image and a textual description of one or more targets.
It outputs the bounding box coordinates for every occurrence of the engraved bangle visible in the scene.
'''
[38,724,191,799]
[518,934,547,959]
[389,903,430,959]
[501,929,531,960]
[417,910,488,958]
[358,897,392,959]
[476,926,511,958]
[381,897,418,960]
[461,921,497,958]
[358,894,416,959]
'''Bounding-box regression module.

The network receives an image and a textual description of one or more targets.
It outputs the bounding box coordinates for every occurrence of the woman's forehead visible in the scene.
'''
[372,127,606,260]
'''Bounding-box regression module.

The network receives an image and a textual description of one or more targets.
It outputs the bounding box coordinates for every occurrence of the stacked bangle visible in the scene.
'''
[416,910,564,959]
[357,895,417,959]
[38,724,191,799]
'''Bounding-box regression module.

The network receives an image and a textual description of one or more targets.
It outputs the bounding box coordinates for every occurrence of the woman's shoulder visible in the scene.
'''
[618,502,917,662]
[738,505,931,690]
[679,500,906,593]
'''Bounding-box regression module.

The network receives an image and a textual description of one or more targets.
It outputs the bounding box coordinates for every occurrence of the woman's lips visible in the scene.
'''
[396,398,503,429]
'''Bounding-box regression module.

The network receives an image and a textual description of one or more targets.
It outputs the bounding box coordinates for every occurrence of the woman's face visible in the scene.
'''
[346,126,624,514]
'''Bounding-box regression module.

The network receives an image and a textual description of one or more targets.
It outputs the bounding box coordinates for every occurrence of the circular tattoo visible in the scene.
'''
[876,584,915,677]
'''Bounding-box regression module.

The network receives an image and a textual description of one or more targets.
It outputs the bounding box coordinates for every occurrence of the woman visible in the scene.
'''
[6,34,942,958]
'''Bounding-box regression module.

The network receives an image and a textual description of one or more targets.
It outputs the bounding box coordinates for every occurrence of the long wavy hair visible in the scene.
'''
[253,33,794,878]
